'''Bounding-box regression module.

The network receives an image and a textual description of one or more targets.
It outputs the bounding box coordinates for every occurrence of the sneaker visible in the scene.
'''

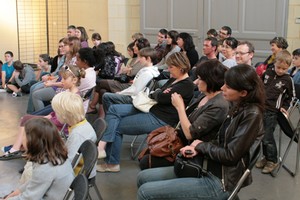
[255,157,267,169]
[98,149,107,159]
[12,92,17,97]
[12,92,22,97]
[0,150,25,161]
[96,163,120,173]
[1,145,13,153]
[16,92,22,97]
[262,161,278,174]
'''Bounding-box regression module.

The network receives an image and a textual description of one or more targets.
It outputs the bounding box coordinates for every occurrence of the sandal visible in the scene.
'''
[0,150,25,161]
[86,105,98,114]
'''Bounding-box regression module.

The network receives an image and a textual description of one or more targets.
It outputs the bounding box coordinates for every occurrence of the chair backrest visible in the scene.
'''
[92,117,107,144]
[63,174,89,200]
[227,141,261,200]
[71,140,98,177]
[294,84,300,100]
[277,111,299,143]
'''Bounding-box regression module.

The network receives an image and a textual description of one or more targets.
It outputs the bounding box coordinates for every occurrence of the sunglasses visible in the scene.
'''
[64,66,77,77]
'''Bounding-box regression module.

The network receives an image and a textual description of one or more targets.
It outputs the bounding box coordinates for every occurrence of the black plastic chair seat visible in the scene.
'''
[277,111,298,143]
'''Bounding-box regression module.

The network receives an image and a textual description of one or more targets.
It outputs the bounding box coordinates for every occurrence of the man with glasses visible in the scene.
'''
[235,41,255,66]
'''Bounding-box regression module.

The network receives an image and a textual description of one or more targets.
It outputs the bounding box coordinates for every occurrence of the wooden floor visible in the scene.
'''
[0,91,300,200]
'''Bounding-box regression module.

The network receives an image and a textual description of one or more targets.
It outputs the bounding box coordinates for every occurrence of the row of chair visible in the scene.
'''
[64,117,107,200]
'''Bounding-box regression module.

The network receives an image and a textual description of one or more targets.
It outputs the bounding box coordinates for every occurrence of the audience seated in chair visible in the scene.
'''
[28,36,81,113]
[1,118,74,200]
[0,65,86,160]
[87,38,150,117]
[96,52,194,173]
[221,37,238,68]
[255,36,288,77]
[139,60,229,169]
[137,64,265,200]
[101,47,160,116]
[289,48,300,85]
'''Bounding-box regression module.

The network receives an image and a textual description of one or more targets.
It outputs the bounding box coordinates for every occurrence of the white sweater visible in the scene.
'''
[118,66,160,96]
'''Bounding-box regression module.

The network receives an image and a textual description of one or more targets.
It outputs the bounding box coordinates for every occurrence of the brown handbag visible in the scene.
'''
[138,125,183,162]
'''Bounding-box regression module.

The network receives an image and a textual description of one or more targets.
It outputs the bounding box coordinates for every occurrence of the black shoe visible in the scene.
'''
[0,150,25,161]
[19,167,25,174]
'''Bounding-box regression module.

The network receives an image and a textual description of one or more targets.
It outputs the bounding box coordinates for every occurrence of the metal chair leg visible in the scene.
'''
[130,135,147,160]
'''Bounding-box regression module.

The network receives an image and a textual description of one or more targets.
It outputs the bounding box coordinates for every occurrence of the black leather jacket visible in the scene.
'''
[195,103,264,192]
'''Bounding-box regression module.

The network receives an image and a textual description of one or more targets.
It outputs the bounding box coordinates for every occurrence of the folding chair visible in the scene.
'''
[228,141,262,200]
[271,99,300,177]
[92,117,107,144]
[130,135,147,160]
[63,174,89,200]
[72,140,103,200]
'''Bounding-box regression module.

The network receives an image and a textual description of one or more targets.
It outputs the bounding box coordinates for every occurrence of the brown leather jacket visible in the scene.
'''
[196,103,264,192]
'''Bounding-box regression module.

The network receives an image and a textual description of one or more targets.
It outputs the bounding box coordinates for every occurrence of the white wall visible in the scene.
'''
[0,0,18,61]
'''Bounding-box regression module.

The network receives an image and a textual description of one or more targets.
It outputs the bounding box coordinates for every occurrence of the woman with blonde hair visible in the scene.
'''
[96,52,194,172]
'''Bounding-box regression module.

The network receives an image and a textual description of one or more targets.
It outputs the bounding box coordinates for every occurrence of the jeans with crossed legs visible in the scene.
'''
[101,104,167,164]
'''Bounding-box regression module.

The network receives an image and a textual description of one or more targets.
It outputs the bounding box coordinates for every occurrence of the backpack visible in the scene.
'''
[99,56,116,79]
[114,56,123,75]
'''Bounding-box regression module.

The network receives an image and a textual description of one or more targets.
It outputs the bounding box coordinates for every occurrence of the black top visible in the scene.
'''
[150,77,194,127]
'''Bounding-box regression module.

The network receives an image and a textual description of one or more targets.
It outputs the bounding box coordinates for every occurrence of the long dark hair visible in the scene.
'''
[224,64,265,112]
[24,118,68,166]
[178,32,195,51]
[163,30,179,58]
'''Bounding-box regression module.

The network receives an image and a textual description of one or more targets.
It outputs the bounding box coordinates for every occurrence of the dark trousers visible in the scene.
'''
[262,110,278,163]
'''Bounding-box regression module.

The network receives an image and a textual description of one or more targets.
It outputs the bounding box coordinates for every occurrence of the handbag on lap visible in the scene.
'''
[138,123,183,165]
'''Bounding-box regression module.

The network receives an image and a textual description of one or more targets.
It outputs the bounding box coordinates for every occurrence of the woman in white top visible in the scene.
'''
[222,37,238,68]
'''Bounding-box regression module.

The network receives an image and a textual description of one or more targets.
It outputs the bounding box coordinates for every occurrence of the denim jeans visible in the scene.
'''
[102,93,132,113]
[137,166,229,200]
[27,81,44,113]
[32,87,56,112]
[31,104,53,116]
[102,104,167,164]
[262,110,278,163]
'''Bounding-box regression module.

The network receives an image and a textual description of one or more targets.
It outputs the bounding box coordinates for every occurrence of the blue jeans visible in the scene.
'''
[137,166,229,200]
[102,93,132,113]
[31,104,53,116]
[262,110,278,163]
[102,104,167,164]
[32,87,56,112]
[27,81,44,113]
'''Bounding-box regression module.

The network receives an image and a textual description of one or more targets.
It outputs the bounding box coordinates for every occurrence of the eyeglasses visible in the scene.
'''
[235,52,250,56]
[64,66,77,77]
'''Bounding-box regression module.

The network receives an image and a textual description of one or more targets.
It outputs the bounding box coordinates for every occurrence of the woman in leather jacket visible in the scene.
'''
[137,64,265,200]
